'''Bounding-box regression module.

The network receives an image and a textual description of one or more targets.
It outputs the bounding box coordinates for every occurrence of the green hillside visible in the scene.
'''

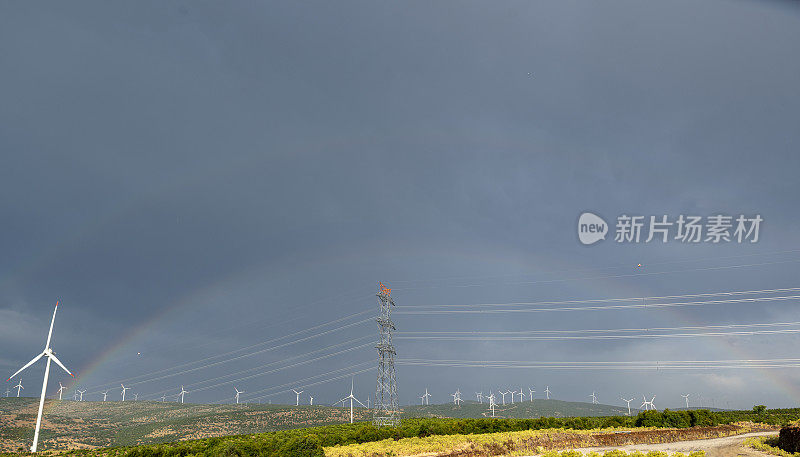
[0,397,633,451]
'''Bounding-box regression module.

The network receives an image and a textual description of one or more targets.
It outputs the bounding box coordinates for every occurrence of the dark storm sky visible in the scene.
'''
[2,1,800,409]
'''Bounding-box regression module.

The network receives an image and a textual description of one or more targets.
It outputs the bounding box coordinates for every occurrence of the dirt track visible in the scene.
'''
[522,431,778,457]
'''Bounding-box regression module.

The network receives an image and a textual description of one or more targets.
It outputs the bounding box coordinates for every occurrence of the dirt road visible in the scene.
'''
[523,431,778,457]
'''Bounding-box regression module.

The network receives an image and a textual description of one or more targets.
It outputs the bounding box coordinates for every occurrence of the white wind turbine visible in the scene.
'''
[499,390,508,405]
[160,394,167,402]
[133,393,138,401]
[77,389,85,401]
[334,378,366,424]
[517,387,525,403]
[234,387,244,404]
[14,379,24,397]
[292,388,303,406]
[73,390,78,401]
[476,392,483,404]
[57,382,67,400]
[487,392,497,418]
[641,395,656,411]
[590,392,598,404]
[681,394,690,409]
[451,389,463,406]
[178,386,188,404]
[120,384,130,402]
[528,388,535,402]
[422,388,431,405]
[6,302,74,453]
[544,386,551,399]
[4,388,10,397]
[102,390,109,402]
[508,390,516,404]
[621,397,634,416]
[309,395,314,405]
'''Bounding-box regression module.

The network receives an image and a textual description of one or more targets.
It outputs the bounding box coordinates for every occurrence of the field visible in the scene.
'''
[2,397,798,456]
[0,397,633,451]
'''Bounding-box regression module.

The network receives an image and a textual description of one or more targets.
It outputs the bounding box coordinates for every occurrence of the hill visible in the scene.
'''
[0,397,632,451]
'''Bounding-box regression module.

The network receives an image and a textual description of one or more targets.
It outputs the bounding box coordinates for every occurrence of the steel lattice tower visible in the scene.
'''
[373,282,400,426]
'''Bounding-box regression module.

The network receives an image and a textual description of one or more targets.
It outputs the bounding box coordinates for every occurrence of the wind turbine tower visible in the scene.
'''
[373,282,400,426]
[499,390,508,405]
[529,388,535,402]
[509,390,516,404]
[57,382,66,400]
[544,386,551,399]
[681,394,690,409]
[517,387,525,403]
[476,392,483,404]
[292,389,303,406]
[422,388,431,405]
[6,302,74,453]
[102,390,109,402]
[14,379,24,397]
[309,395,314,405]
[336,378,366,424]
[234,387,244,404]
[77,390,85,401]
[178,386,188,404]
[621,397,634,416]
[121,384,130,402]
[487,392,497,418]
[590,392,598,404]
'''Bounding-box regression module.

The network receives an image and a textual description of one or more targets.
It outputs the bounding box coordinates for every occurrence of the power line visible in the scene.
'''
[398,286,800,309]
[396,357,800,370]
[396,293,800,315]
[84,312,373,392]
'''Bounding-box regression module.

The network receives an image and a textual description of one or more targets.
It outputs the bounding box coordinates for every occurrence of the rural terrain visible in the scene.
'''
[0,397,628,451]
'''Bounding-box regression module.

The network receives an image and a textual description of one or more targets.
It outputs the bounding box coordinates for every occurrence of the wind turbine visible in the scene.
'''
[590,392,598,404]
[102,390,109,402]
[77,390,85,401]
[487,392,497,418]
[121,384,130,402]
[334,378,366,424]
[476,392,483,404]
[517,388,525,403]
[292,389,303,406]
[14,379,24,397]
[73,390,78,401]
[160,394,166,402]
[544,386,551,399]
[422,388,431,405]
[499,390,508,405]
[6,302,74,453]
[133,393,138,401]
[641,395,656,411]
[178,386,188,404]
[57,382,67,400]
[309,395,314,405]
[681,394,690,409]
[621,397,634,416]
[4,388,10,397]
[528,388,535,402]
[234,387,244,404]
[508,390,516,404]
[451,390,463,406]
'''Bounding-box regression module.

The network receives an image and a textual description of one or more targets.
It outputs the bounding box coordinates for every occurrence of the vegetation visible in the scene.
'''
[1,401,797,457]
[745,436,800,457]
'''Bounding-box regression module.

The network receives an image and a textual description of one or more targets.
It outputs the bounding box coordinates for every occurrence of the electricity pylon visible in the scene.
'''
[373,282,400,426]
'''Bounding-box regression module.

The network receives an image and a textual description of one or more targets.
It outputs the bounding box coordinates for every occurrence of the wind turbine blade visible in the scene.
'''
[354,397,367,408]
[48,353,74,377]
[7,352,44,381]
[45,302,59,350]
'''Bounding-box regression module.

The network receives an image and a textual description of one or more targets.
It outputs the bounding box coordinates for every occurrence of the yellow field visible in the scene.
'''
[325,424,754,457]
